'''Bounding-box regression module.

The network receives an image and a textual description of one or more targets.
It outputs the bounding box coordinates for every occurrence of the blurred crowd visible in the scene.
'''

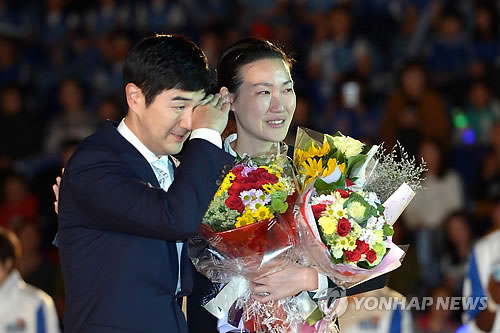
[0,0,499,331]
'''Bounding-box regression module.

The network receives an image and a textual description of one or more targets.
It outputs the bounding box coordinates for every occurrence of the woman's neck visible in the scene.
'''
[232,135,277,157]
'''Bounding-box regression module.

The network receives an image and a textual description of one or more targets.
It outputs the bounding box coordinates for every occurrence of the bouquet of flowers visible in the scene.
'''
[190,144,309,332]
[293,128,425,331]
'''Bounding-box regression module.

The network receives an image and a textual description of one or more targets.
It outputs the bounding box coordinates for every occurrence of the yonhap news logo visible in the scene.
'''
[317,286,488,316]
[350,296,488,312]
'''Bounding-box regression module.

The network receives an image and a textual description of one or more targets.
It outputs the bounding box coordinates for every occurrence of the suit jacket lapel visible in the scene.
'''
[120,153,160,188]
[99,120,160,187]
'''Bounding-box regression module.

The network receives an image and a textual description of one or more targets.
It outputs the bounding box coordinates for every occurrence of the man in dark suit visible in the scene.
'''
[56,34,234,333]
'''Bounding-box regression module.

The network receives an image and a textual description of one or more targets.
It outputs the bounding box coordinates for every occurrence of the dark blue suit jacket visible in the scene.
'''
[57,121,233,333]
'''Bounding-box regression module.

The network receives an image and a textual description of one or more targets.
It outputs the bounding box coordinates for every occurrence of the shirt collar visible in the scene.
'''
[224,133,238,157]
[223,133,281,157]
[0,270,23,297]
[117,118,170,165]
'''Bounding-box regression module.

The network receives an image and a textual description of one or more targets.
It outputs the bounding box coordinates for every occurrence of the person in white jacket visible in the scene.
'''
[461,229,500,332]
[0,227,60,333]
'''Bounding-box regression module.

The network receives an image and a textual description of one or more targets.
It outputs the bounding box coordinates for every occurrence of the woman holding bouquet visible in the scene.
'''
[189,38,327,333]
[191,38,388,332]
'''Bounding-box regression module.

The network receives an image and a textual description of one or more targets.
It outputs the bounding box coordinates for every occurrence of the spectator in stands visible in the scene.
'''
[473,122,500,222]
[403,139,464,289]
[43,78,96,154]
[416,286,460,332]
[440,211,474,297]
[0,173,38,229]
[458,81,500,146]
[12,220,57,297]
[462,228,500,332]
[0,84,42,165]
[0,227,60,332]
[382,61,449,156]
[427,7,471,103]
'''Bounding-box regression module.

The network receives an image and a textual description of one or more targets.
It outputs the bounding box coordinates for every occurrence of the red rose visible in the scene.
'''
[256,179,271,188]
[335,189,350,198]
[259,172,279,185]
[253,168,267,175]
[228,182,245,196]
[366,250,377,263]
[232,166,244,175]
[337,217,351,237]
[355,240,369,254]
[225,195,245,213]
[344,249,361,262]
[312,204,327,219]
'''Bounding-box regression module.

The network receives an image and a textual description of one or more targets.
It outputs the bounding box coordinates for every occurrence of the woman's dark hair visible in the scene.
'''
[0,227,21,271]
[216,38,294,94]
[123,34,210,106]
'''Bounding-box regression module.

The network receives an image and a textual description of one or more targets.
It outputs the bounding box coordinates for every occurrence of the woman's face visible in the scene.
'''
[232,58,296,147]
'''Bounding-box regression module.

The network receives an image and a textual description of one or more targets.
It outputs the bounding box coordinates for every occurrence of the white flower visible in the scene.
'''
[312,194,336,205]
[332,135,364,158]
[366,216,378,229]
[375,216,386,230]
[359,229,376,245]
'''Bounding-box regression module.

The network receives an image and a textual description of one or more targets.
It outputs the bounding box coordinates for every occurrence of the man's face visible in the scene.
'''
[135,88,205,156]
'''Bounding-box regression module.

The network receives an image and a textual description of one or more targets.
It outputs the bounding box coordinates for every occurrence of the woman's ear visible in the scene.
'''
[219,87,236,111]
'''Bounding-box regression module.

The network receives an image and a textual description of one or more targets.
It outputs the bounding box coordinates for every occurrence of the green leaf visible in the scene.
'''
[357,261,372,269]
[377,203,385,215]
[314,175,346,195]
[383,223,394,236]
[346,154,367,176]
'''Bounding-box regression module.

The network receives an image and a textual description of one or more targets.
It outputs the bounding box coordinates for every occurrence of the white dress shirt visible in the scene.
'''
[117,118,222,294]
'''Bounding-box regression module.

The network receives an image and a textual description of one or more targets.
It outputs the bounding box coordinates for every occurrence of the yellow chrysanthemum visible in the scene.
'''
[318,216,337,235]
[260,166,280,177]
[272,182,285,191]
[215,174,234,197]
[262,184,275,194]
[252,206,274,221]
[235,211,256,228]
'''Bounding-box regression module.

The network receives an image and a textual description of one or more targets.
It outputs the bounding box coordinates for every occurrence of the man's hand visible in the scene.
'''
[53,168,64,214]
[250,264,318,303]
[191,90,231,134]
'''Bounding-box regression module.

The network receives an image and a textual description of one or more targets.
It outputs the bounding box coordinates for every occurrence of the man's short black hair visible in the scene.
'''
[123,34,210,106]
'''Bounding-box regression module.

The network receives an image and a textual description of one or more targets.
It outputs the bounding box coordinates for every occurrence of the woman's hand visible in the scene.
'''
[250,264,318,303]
